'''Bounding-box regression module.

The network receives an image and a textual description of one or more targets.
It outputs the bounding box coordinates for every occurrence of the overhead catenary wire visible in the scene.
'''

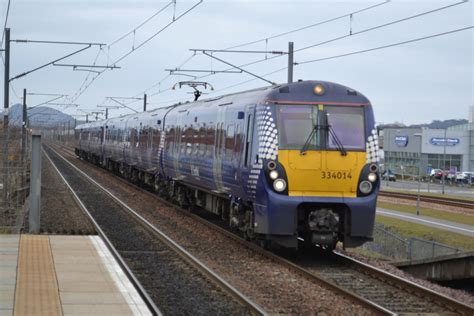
[225,0,390,50]
[67,0,202,110]
[108,1,174,47]
[130,1,390,105]
[294,0,469,53]
[149,1,390,91]
[296,26,474,65]
[209,25,474,93]
[110,0,203,66]
[144,0,470,101]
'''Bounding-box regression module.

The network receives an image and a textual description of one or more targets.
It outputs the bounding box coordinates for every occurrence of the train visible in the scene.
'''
[75,80,380,250]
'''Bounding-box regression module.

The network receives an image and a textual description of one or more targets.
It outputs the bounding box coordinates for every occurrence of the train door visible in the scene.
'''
[242,105,256,168]
[213,105,227,192]
[173,111,185,180]
[100,126,105,164]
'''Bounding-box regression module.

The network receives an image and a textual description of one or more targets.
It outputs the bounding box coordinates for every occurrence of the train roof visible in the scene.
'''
[75,80,371,130]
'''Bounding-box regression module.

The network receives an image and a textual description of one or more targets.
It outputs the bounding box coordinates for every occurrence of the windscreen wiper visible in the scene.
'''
[328,125,347,156]
[300,124,321,155]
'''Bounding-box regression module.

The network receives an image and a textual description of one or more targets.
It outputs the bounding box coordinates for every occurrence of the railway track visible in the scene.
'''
[379,191,473,209]
[50,143,473,315]
[44,145,265,316]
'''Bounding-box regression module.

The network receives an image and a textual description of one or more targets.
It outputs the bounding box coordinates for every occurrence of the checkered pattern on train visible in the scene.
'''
[366,129,379,163]
[158,129,166,162]
[247,105,278,199]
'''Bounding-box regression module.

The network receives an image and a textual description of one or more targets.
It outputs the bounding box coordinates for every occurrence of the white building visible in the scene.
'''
[383,126,472,175]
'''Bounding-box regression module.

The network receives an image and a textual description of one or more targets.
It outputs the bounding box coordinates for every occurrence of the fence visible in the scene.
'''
[362,223,464,261]
[0,124,31,233]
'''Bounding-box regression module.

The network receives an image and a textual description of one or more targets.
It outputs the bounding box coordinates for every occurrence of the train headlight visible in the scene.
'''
[367,173,377,182]
[313,84,325,96]
[359,181,372,194]
[269,170,279,180]
[273,179,287,192]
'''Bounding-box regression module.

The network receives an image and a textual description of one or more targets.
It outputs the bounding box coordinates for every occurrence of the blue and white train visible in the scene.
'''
[75,80,380,250]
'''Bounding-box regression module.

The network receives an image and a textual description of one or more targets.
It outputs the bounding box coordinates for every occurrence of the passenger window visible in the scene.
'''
[226,125,235,160]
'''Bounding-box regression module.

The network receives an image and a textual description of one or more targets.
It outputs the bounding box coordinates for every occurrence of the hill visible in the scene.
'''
[379,119,468,130]
[2,103,75,127]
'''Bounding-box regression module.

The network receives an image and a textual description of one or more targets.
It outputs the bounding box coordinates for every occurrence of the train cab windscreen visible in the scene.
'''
[277,105,365,151]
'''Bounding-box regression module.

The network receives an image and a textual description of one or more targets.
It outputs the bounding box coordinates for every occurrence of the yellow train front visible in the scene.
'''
[247,81,379,250]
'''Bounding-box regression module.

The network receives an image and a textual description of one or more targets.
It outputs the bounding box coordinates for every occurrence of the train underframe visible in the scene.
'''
[75,149,365,250]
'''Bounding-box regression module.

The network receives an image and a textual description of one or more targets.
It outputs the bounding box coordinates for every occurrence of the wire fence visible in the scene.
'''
[0,124,31,233]
[362,223,464,261]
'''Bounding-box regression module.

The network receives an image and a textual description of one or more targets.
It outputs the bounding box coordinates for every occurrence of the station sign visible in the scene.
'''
[429,138,460,146]
[394,135,408,147]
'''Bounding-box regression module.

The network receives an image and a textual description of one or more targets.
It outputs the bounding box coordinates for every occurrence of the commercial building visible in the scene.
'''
[382,126,472,176]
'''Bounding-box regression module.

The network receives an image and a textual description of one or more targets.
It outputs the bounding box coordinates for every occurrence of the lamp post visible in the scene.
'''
[442,128,447,195]
[414,133,423,216]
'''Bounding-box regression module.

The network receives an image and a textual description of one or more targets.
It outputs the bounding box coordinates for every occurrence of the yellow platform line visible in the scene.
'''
[14,235,62,316]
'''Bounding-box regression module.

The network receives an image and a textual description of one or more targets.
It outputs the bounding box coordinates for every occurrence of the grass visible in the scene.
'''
[376,215,474,251]
[377,201,474,226]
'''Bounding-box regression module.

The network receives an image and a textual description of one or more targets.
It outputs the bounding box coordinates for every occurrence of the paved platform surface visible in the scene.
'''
[0,235,151,316]
[377,208,474,237]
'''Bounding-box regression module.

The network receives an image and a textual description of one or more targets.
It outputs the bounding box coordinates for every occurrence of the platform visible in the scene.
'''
[0,235,152,316]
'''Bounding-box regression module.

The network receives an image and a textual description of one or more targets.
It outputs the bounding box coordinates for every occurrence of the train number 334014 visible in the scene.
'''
[321,171,352,180]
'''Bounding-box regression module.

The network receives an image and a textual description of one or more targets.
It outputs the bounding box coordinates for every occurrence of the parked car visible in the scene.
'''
[433,169,447,180]
[382,170,396,182]
[430,168,442,177]
[456,171,474,184]
[446,173,458,182]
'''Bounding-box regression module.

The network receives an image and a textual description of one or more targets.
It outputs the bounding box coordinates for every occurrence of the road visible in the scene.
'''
[381,179,474,199]
[376,208,474,237]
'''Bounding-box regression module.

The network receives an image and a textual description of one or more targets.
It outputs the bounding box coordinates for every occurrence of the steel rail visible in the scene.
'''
[42,147,161,316]
[379,191,473,208]
[45,144,267,316]
[51,144,392,315]
[333,252,474,315]
[54,143,473,314]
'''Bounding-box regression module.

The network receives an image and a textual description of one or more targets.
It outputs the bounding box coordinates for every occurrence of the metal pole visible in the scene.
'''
[21,89,27,199]
[86,114,89,123]
[143,93,147,112]
[416,135,422,216]
[105,108,108,119]
[385,129,389,187]
[29,133,41,233]
[287,42,294,84]
[2,28,10,207]
[442,128,446,194]
[67,120,70,145]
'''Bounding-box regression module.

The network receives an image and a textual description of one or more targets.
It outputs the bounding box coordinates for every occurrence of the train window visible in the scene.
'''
[166,127,174,151]
[216,123,224,158]
[152,128,161,149]
[198,127,206,156]
[193,130,199,155]
[326,106,365,150]
[277,106,318,150]
[206,126,215,157]
[225,125,235,160]
[234,124,241,161]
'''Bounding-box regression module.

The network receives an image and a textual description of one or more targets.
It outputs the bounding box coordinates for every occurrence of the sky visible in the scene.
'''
[1,0,473,125]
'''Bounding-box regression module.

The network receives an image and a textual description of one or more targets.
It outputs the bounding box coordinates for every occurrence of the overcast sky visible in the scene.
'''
[1,0,473,125]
